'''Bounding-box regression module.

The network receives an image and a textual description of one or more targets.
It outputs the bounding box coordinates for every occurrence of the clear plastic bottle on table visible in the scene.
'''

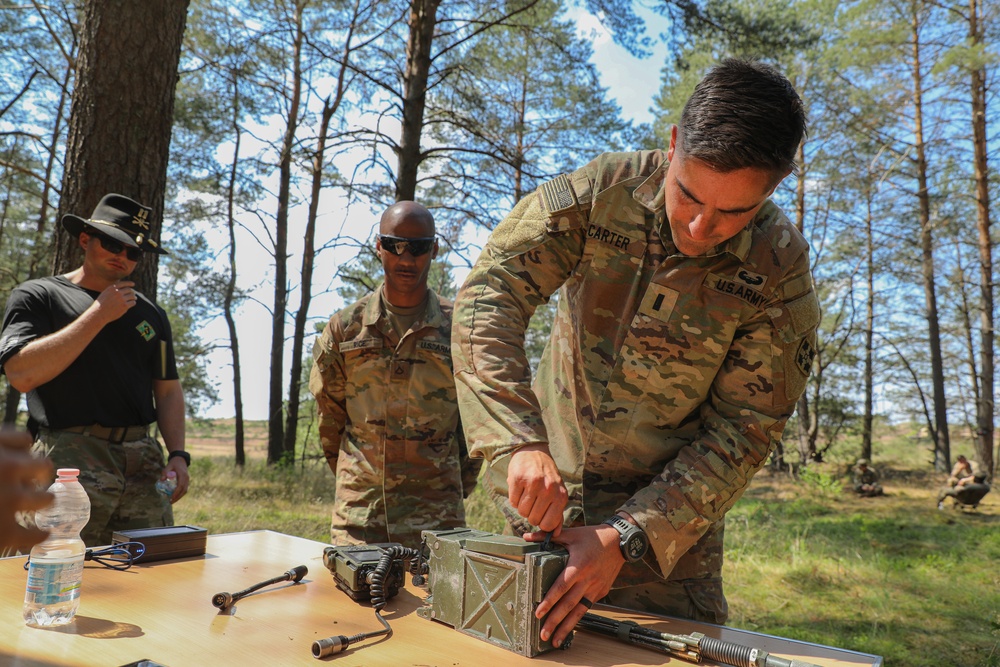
[23,467,91,627]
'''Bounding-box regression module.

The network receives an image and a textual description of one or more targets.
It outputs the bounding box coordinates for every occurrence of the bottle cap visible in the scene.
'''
[56,468,80,479]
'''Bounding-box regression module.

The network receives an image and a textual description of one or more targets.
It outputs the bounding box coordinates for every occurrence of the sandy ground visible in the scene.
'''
[185,419,269,459]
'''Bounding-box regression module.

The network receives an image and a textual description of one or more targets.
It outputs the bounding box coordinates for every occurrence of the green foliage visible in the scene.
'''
[726,483,1000,666]
[797,465,843,499]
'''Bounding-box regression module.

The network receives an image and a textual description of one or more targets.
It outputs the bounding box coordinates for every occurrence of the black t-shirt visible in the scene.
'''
[0,275,178,429]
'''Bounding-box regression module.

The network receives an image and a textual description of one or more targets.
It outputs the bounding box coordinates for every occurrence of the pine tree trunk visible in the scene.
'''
[267,0,304,464]
[396,0,442,202]
[862,192,874,461]
[969,0,995,479]
[910,7,950,472]
[54,0,190,299]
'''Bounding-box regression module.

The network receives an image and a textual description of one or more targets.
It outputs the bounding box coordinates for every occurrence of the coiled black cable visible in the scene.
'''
[313,544,426,659]
[369,545,421,612]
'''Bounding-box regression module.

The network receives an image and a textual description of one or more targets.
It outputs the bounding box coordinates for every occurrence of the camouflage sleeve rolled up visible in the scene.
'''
[309,317,348,474]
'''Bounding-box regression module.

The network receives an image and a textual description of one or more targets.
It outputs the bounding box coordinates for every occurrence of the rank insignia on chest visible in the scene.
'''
[392,359,412,381]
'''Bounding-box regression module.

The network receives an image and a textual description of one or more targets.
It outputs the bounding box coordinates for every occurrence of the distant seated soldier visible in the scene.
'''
[947,455,975,487]
[852,458,884,497]
[938,472,990,510]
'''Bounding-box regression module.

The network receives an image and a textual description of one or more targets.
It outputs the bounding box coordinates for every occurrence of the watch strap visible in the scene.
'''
[602,515,648,562]
[168,450,191,466]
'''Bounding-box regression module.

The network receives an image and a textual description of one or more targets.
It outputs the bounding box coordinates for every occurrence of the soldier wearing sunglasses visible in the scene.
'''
[309,201,481,548]
[0,193,189,547]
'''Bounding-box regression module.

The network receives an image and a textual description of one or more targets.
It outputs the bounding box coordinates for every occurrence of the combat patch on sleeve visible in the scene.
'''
[794,337,816,376]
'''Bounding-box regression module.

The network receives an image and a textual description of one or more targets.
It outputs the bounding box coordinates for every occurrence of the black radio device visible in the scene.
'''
[321,543,405,602]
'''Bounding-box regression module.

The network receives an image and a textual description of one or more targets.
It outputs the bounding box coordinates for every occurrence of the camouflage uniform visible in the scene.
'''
[453,151,819,622]
[33,430,172,547]
[309,286,481,548]
[852,466,883,496]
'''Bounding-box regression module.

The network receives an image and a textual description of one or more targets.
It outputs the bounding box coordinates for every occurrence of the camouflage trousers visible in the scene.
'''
[33,429,173,547]
[602,577,729,625]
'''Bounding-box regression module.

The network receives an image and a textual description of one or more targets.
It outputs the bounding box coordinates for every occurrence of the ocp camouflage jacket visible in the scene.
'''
[453,150,820,585]
[310,286,480,548]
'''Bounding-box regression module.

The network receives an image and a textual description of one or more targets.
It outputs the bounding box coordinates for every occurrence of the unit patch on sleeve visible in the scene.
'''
[795,337,816,376]
[136,321,155,341]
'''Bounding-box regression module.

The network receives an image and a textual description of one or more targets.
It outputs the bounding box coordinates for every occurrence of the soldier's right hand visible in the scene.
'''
[507,444,568,534]
[95,280,138,321]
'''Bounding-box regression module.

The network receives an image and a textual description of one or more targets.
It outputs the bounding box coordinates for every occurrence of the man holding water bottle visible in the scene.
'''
[0,194,188,547]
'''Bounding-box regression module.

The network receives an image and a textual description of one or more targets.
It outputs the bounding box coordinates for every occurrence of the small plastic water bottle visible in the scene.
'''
[23,468,91,627]
[156,470,177,497]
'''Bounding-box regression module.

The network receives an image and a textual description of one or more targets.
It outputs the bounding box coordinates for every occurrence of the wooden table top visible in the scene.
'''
[0,530,882,667]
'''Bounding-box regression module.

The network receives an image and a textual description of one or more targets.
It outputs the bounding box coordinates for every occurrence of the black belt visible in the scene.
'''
[58,424,149,444]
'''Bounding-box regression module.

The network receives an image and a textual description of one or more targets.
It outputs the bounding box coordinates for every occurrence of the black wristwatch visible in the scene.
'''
[603,515,649,562]
[168,450,191,466]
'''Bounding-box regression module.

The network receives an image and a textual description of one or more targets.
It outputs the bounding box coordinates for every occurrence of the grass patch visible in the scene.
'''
[179,422,1000,666]
[724,470,1000,667]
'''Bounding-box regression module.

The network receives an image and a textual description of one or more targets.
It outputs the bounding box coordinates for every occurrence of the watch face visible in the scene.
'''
[625,533,647,560]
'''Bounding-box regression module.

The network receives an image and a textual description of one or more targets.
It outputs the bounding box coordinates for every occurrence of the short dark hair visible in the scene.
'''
[678,58,806,176]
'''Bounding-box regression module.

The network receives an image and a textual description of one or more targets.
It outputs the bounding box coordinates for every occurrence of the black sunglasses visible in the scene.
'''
[378,235,435,257]
[88,231,142,262]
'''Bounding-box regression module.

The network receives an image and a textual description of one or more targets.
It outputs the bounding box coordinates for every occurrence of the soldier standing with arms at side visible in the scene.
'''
[310,201,481,547]
[453,59,820,647]
[0,194,189,547]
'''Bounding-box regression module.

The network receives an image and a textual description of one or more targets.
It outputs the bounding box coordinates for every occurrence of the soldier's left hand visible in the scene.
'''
[162,457,190,504]
[524,523,625,648]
